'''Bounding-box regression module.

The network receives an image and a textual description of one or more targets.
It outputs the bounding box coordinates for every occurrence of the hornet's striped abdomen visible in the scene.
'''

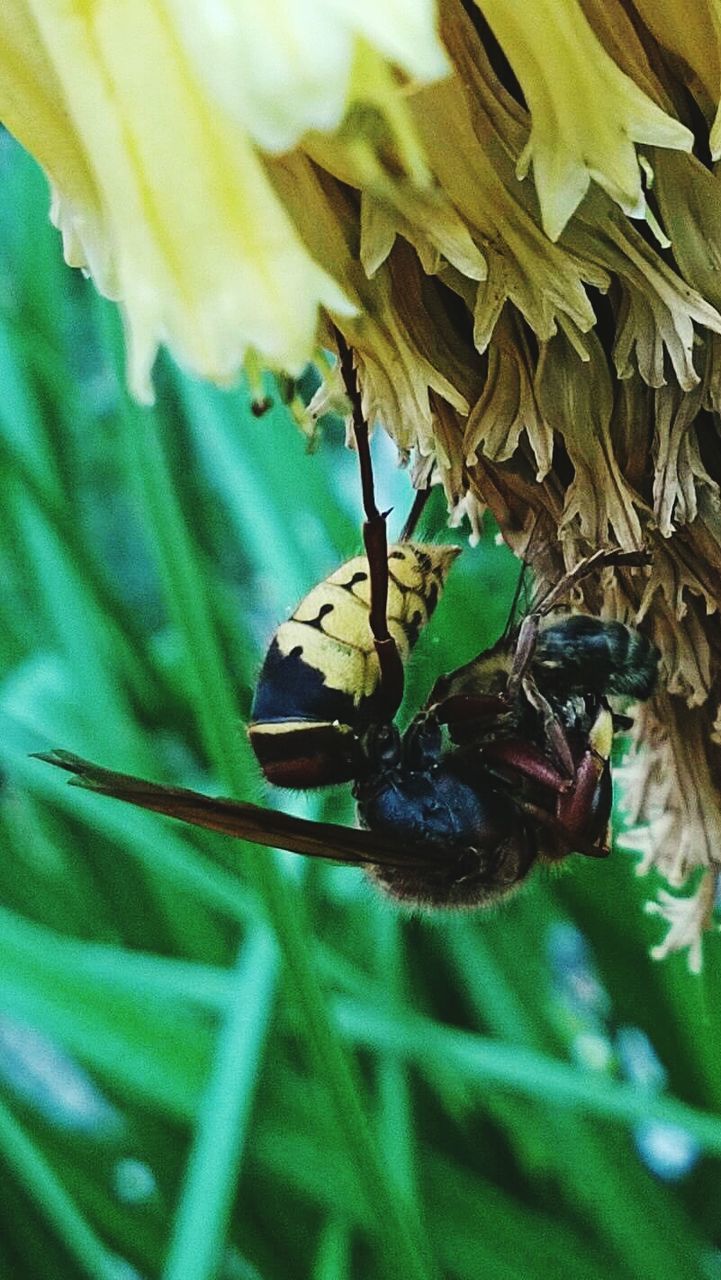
[248,543,459,787]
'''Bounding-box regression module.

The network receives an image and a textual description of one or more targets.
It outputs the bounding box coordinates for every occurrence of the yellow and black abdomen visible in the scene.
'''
[248,543,459,787]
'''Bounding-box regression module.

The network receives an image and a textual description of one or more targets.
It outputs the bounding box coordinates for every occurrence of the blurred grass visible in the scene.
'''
[0,129,720,1280]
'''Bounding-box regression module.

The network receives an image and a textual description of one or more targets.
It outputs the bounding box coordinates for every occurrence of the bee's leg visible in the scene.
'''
[506,545,649,750]
[506,617,582,775]
[335,330,405,719]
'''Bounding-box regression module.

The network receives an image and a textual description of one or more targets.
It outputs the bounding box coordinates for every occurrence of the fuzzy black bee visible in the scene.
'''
[38,337,659,911]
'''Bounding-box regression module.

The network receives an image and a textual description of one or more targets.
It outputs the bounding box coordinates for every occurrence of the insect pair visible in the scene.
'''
[39,338,659,910]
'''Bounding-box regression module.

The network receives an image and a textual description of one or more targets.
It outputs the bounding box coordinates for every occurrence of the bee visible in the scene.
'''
[37,339,659,911]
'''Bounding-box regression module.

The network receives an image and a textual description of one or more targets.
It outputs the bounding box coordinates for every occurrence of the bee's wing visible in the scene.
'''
[34,751,429,871]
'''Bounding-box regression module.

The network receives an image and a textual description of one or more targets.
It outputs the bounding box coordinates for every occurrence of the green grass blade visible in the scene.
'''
[163,927,279,1280]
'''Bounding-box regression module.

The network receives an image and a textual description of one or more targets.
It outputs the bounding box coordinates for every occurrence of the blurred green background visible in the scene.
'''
[1,129,721,1280]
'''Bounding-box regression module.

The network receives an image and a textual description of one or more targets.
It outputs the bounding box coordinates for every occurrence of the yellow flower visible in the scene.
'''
[476,0,694,239]
[0,0,447,400]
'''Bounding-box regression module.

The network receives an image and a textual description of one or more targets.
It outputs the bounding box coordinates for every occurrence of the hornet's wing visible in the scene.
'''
[35,750,431,871]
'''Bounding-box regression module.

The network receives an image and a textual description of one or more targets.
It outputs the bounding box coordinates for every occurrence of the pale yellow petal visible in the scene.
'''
[0,0,107,278]
[647,873,718,973]
[23,0,354,399]
[329,0,449,82]
[165,0,448,154]
[476,0,693,239]
[631,0,721,160]
[409,77,605,348]
[165,0,353,152]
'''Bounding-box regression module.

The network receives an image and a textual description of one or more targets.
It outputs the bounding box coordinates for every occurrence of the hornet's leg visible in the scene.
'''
[515,798,610,859]
[514,698,614,861]
[335,329,404,720]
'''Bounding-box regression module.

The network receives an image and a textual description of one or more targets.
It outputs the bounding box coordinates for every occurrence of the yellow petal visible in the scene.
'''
[631,0,721,160]
[304,127,487,280]
[167,0,449,153]
[574,0,678,113]
[564,193,721,391]
[535,331,644,548]
[331,0,450,83]
[476,0,693,239]
[0,0,111,286]
[17,0,354,399]
[267,152,478,457]
[464,310,553,480]
[166,0,354,152]
[647,877,716,973]
[409,77,605,348]
[654,150,721,312]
